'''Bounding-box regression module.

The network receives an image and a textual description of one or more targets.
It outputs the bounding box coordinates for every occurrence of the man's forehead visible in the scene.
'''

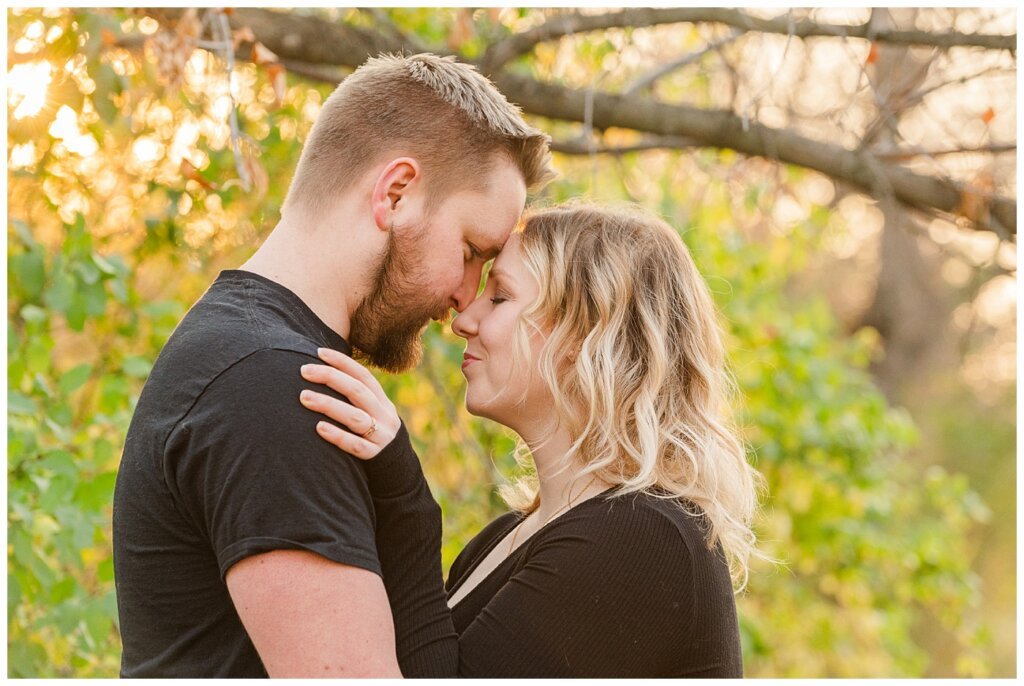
[468,219,518,260]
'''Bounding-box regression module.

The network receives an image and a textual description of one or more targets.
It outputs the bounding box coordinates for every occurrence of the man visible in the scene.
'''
[112,53,553,677]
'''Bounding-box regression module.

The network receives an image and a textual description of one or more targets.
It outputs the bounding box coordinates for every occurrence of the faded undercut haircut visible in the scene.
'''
[282,53,555,218]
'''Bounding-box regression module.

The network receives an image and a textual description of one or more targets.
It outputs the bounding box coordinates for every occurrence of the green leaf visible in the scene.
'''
[73,470,118,511]
[8,391,37,415]
[72,259,101,285]
[40,450,77,478]
[122,355,152,378]
[110,278,129,304]
[11,251,46,300]
[7,638,47,678]
[19,304,48,324]
[98,375,129,414]
[59,363,93,394]
[43,271,76,314]
[39,474,75,512]
[49,577,77,605]
[97,557,115,584]
[66,295,88,331]
[84,604,113,647]
[25,335,53,375]
[10,218,37,248]
[8,574,22,623]
[81,280,107,316]
[91,251,118,276]
[11,527,35,571]
[141,300,183,318]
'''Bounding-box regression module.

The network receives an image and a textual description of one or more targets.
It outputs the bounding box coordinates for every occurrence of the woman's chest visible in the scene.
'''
[448,524,528,633]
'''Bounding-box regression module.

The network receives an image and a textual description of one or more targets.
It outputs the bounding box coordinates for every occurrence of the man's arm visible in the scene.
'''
[226,549,403,677]
[298,351,459,676]
[164,349,407,676]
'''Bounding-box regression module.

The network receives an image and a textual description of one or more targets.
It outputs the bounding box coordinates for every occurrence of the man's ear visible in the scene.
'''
[371,157,421,232]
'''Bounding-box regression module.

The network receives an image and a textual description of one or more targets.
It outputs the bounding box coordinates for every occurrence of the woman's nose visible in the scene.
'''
[451,302,479,339]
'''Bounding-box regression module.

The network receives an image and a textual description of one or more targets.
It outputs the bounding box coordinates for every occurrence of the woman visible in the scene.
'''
[298,203,763,677]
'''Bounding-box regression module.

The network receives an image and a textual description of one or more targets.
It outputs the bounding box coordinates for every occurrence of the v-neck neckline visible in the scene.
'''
[447,485,620,608]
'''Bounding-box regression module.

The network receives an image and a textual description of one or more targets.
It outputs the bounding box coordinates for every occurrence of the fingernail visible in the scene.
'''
[316,421,334,434]
[300,364,312,376]
[300,390,313,403]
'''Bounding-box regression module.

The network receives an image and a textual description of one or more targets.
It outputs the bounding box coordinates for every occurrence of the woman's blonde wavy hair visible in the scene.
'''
[497,202,767,591]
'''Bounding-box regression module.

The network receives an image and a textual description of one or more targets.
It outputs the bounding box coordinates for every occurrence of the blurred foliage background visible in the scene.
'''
[6,7,1016,678]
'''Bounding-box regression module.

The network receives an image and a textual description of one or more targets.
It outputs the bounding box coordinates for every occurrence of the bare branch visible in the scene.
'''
[482,8,1015,72]
[875,144,1016,160]
[278,59,345,84]
[551,136,703,155]
[623,29,743,96]
[902,65,1015,110]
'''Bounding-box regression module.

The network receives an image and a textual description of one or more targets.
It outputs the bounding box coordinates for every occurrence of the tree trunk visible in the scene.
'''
[859,9,954,404]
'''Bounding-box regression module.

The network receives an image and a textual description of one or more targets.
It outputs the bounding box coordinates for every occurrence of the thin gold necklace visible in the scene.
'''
[507,476,599,555]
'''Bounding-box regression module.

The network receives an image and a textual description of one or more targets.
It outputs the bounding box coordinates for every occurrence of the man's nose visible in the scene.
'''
[450,263,484,313]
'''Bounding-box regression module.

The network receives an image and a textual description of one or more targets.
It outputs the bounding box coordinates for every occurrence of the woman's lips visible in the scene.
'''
[461,354,481,371]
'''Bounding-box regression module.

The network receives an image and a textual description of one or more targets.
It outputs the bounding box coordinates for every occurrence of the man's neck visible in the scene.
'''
[239,213,374,341]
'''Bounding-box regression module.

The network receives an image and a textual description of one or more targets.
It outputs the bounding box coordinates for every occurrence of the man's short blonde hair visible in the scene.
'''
[283,53,555,218]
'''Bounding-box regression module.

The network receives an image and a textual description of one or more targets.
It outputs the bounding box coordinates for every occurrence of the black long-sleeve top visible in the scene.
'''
[365,425,743,678]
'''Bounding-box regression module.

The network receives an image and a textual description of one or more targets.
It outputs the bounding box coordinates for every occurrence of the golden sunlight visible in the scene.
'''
[9,142,37,169]
[48,106,99,157]
[8,62,53,119]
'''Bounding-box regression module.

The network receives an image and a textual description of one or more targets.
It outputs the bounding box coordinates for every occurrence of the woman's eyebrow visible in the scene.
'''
[486,267,511,283]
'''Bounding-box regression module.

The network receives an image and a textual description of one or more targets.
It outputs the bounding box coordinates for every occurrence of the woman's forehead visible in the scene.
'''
[488,235,524,281]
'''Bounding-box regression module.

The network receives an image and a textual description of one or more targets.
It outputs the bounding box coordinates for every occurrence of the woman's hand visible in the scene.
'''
[298,347,400,460]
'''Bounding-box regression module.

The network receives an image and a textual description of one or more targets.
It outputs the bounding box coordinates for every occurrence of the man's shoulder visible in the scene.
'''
[143,283,325,410]
[156,277,323,375]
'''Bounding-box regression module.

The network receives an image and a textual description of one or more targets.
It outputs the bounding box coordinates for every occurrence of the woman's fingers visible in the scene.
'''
[314,420,379,461]
[300,363,379,416]
[298,357,402,461]
[316,347,391,408]
[299,389,373,436]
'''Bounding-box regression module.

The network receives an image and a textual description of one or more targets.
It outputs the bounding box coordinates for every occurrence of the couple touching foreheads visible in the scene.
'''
[113,53,763,678]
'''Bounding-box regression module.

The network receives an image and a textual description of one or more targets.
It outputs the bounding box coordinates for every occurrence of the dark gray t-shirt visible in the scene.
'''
[112,270,381,677]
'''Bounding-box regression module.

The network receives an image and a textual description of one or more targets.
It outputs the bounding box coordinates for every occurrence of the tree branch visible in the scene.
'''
[482,8,1016,72]
[140,7,1017,237]
[875,143,1016,160]
[143,7,423,66]
[552,136,704,156]
[623,29,743,96]
[493,73,1016,235]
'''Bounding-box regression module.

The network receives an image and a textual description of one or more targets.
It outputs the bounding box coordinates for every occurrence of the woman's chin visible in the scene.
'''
[464,393,497,423]
[463,392,483,418]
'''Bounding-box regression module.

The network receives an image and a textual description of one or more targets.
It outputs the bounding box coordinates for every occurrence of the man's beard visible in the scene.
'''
[348,224,450,373]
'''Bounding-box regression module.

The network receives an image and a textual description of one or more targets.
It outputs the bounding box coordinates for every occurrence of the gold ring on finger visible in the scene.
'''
[362,416,377,440]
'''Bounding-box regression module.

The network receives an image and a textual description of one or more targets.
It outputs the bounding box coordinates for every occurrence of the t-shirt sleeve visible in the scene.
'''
[456,505,702,678]
[162,348,381,580]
